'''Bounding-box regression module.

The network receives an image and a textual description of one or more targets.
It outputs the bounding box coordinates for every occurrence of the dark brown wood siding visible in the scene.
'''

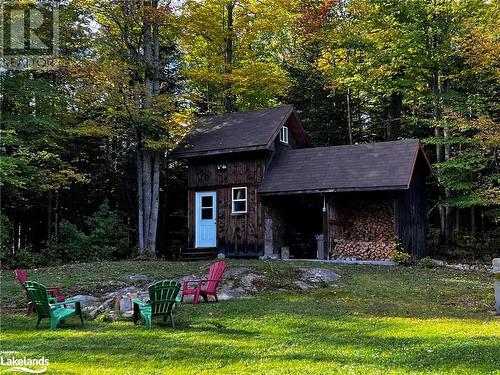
[395,157,428,258]
[187,152,268,256]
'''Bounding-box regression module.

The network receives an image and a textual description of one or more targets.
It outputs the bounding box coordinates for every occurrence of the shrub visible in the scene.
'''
[84,202,130,260]
[0,213,11,266]
[44,202,131,265]
[418,257,440,269]
[392,251,414,266]
[3,248,44,269]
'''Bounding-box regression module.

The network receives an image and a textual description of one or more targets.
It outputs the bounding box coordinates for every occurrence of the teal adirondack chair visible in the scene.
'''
[24,281,83,330]
[132,280,181,329]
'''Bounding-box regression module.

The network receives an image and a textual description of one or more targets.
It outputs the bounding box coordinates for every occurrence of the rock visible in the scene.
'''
[128,275,149,282]
[217,281,246,300]
[217,252,226,259]
[447,263,471,271]
[102,286,145,300]
[218,286,246,300]
[177,275,199,284]
[300,268,340,283]
[240,273,259,289]
[259,254,280,260]
[293,280,311,290]
[70,295,99,308]
[224,267,250,279]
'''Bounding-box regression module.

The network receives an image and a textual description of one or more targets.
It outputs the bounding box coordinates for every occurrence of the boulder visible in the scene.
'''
[70,295,99,308]
[293,280,311,291]
[240,273,259,289]
[300,268,340,283]
[217,281,246,300]
[224,267,250,279]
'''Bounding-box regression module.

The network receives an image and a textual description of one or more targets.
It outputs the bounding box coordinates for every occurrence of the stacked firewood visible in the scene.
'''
[334,240,395,260]
[332,201,395,260]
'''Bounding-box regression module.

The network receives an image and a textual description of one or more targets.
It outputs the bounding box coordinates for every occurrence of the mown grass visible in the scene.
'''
[0,260,499,374]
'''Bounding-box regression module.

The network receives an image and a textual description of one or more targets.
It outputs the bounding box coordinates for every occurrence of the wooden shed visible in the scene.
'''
[171,105,432,260]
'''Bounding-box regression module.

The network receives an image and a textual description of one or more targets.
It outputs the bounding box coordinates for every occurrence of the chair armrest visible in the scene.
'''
[183,279,203,289]
[53,299,80,307]
[132,298,148,306]
[197,279,220,284]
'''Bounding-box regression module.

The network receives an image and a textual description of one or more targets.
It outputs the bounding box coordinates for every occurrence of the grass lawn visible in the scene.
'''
[1,260,499,374]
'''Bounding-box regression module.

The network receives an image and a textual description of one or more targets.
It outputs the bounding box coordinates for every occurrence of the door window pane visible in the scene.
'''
[201,196,213,208]
[201,208,213,220]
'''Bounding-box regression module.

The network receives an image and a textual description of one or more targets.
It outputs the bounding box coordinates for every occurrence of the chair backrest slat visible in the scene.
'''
[25,281,52,317]
[206,261,227,293]
[148,280,181,315]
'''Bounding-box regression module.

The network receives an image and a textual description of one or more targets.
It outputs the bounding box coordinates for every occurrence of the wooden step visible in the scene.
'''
[176,248,217,261]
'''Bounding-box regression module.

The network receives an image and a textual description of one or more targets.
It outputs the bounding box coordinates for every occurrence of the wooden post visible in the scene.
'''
[264,204,274,256]
[322,195,328,259]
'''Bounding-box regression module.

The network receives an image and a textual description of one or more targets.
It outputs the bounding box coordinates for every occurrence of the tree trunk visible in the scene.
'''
[443,79,453,246]
[223,2,235,112]
[147,152,161,251]
[431,71,446,239]
[47,190,52,241]
[135,0,161,257]
[470,206,475,235]
[347,88,353,145]
[142,150,152,249]
[136,142,145,251]
[385,92,403,141]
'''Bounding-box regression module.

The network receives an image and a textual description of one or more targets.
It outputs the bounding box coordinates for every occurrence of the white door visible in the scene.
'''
[195,191,217,248]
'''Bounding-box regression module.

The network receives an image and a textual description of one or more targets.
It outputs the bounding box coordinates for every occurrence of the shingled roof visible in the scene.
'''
[258,140,431,195]
[171,105,308,158]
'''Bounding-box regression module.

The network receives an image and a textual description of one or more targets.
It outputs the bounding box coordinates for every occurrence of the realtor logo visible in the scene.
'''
[0,352,49,373]
[0,0,59,70]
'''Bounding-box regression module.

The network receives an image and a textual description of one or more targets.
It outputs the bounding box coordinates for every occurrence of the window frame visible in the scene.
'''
[200,195,214,220]
[231,187,248,214]
[279,126,289,144]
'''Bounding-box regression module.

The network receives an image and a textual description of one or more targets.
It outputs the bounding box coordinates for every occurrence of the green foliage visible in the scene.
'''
[0,213,11,262]
[418,257,441,269]
[42,203,131,266]
[392,251,414,266]
[179,0,296,112]
[1,248,44,270]
[84,202,131,260]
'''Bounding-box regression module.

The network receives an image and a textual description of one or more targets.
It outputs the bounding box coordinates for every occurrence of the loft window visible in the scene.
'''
[279,126,289,144]
[232,187,247,214]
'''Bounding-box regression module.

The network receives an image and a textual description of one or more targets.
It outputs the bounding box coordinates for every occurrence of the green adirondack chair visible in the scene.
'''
[24,281,84,330]
[132,280,181,329]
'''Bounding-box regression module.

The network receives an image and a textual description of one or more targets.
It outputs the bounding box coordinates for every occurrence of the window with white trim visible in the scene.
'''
[279,126,289,144]
[232,187,247,214]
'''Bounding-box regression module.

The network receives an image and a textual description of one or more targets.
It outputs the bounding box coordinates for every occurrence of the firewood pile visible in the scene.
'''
[331,201,395,260]
[334,240,395,260]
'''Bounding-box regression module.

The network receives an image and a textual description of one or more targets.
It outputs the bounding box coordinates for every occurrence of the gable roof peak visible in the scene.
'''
[171,104,307,158]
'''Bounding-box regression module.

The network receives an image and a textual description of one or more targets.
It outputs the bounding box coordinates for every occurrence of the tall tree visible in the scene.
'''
[75,0,189,256]
[179,0,296,113]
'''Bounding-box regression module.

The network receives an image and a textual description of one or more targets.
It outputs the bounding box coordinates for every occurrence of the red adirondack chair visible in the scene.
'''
[14,269,65,315]
[181,261,227,304]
